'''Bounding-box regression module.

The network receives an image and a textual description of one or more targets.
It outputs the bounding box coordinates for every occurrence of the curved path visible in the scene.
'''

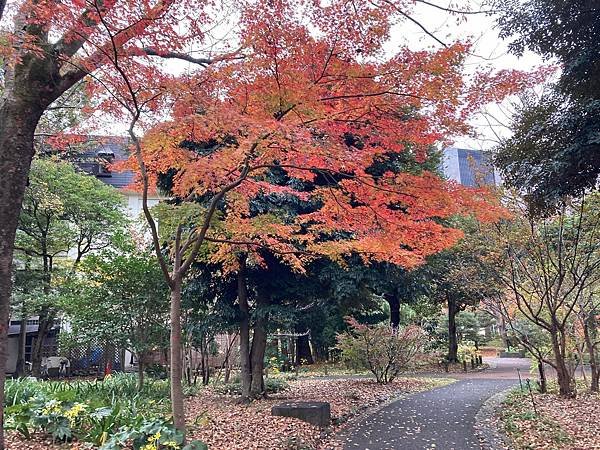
[341,358,530,450]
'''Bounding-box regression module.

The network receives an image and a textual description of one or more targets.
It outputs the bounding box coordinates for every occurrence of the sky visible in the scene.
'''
[397,1,544,151]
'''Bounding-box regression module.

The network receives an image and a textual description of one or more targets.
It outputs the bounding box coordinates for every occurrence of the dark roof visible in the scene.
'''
[75,137,136,190]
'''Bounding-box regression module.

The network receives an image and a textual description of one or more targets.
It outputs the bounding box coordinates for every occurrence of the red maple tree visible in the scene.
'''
[96,0,548,427]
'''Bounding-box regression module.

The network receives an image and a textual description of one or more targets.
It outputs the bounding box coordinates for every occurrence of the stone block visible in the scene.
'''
[271,401,331,427]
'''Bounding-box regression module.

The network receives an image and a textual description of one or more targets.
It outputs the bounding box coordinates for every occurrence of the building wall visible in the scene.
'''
[124,192,161,219]
[442,147,501,187]
[442,147,462,183]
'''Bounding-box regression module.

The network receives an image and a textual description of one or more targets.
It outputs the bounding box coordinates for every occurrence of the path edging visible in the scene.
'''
[474,386,515,450]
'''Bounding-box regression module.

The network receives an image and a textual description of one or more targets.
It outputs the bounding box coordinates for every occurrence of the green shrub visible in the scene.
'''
[4,374,171,409]
[336,317,427,383]
[214,377,289,396]
[145,364,169,380]
[100,418,207,450]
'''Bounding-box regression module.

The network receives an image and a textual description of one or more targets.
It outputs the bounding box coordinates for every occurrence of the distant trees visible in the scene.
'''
[491,0,600,397]
[62,249,169,388]
[13,159,125,377]
[494,0,600,208]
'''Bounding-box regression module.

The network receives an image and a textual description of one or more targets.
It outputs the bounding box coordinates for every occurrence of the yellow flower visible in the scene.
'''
[65,403,87,426]
[148,431,161,442]
[41,399,62,416]
[140,444,156,450]
[163,441,180,449]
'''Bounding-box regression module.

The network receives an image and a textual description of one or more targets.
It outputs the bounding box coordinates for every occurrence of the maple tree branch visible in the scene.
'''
[88,1,174,287]
[178,163,252,276]
[251,163,418,199]
[377,0,447,47]
[60,0,175,85]
[54,0,107,59]
[141,48,210,67]
[319,90,429,102]
[130,123,174,288]
[141,47,245,66]
[204,236,312,256]
[415,0,495,14]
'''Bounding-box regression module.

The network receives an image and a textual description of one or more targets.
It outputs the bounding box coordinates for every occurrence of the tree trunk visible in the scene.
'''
[0,94,47,449]
[551,330,576,398]
[447,293,459,363]
[385,294,401,329]
[537,360,547,393]
[32,248,54,378]
[250,313,267,398]
[15,314,28,377]
[296,333,314,365]
[582,313,599,392]
[237,255,252,401]
[498,314,510,350]
[199,338,210,386]
[0,33,83,442]
[31,308,53,377]
[137,352,145,389]
[170,276,186,433]
[119,348,126,373]
[224,333,233,384]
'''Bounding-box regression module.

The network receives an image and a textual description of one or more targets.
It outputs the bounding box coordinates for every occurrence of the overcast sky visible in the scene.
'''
[399,1,544,150]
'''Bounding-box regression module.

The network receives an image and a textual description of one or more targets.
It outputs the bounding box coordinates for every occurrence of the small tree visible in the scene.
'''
[426,218,505,362]
[487,193,600,397]
[62,249,169,388]
[575,290,600,391]
[336,317,426,383]
[15,159,126,376]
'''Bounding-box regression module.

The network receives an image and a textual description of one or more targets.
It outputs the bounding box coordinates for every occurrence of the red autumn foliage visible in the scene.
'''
[111,0,543,270]
[1,0,545,271]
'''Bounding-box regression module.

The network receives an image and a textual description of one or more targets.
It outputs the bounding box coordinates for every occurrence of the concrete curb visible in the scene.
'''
[474,387,515,450]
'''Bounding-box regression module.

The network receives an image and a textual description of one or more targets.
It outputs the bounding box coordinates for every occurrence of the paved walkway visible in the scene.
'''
[341,358,528,450]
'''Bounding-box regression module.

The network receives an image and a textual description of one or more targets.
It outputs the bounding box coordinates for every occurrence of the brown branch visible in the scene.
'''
[178,161,253,276]
[378,0,447,47]
[54,0,107,59]
[141,47,245,67]
[320,90,428,102]
[415,0,495,15]
[204,237,312,256]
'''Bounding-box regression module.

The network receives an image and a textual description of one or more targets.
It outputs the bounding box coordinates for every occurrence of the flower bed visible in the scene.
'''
[7,376,449,449]
[4,374,204,450]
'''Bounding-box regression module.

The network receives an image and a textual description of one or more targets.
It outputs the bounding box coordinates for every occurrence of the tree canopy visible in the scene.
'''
[494,0,600,208]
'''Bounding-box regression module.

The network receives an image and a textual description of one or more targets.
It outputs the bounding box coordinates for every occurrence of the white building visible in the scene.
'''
[78,137,161,217]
